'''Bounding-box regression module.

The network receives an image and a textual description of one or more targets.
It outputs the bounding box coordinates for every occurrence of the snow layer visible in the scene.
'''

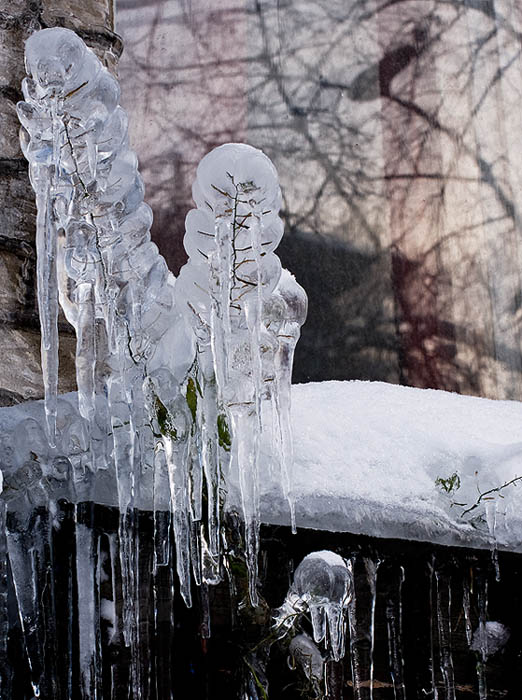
[256,381,522,552]
[2,380,522,552]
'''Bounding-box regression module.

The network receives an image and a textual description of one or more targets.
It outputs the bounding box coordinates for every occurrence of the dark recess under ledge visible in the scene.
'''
[3,500,521,699]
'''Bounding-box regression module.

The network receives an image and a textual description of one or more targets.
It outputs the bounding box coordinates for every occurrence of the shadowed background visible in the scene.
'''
[116,0,522,399]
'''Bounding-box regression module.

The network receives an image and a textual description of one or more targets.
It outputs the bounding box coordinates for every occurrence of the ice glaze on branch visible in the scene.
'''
[18,28,189,434]
[17,28,197,654]
[176,143,307,603]
[18,28,307,614]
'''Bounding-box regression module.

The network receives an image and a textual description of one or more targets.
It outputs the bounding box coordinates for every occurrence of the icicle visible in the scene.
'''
[75,518,102,698]
[164,435,192,607]
[107,533,121,646]
[475,571,488,700]
[152,448,171,573]
[345,556,380,699]
[271,269,307,532]
[108,379,136,646]
[463,573,473,648]
[0,500,10,697]
[180,143,307,602]
[364,557,379,698]
[6,510,51,696]
[346,558,364,700]
[198,377,221,564]
[385,565,406,700]
[434,567,455,700]
[200,583,211,639]
[485,502,500,581]
[428,561,439,700]
[35,185,59,447]
[75,281,97,423]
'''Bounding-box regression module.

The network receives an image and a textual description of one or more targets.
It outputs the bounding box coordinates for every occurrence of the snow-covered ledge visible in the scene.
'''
[2,380,522,553]
[261,381,522,553]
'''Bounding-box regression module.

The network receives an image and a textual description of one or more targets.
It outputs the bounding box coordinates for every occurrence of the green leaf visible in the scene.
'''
[217,413,231,451]
[155,395,177,440]
[186,377,197,423]
[435,472,461,494]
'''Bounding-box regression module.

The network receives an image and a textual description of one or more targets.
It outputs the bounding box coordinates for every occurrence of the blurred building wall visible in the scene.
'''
[117,0,522,399]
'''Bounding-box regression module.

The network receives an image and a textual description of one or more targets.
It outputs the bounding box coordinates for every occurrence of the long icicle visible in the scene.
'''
[385,565,406,700]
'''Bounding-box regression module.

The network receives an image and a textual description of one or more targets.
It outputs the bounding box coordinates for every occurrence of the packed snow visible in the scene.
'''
[2,380,522,553]
[252,380,522,552]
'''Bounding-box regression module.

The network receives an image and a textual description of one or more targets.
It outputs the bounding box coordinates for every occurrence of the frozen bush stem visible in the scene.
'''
[18,26,307,610]
[177,142,308,602]
[17,27,189,679]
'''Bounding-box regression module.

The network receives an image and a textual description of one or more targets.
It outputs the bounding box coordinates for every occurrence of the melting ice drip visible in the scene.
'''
[18,24,306,624]
[175,143,307,603]
[274,550,352,664]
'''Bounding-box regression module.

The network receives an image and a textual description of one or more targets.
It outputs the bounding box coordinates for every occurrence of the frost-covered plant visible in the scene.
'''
[18,28,189,446]
[17,29,199,643]
[274,550,352,663]
[18,26,307,618]
[175,143,307,602]
[435,469,522,523]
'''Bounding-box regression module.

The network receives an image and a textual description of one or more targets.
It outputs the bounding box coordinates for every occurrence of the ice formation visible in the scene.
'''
[9,24,518,700]
[288,633,324,684]
[16,24,307,681]
[16,26,180,690]
[274,550,352,663]
[176,143,307,602]
[470,620,510,658]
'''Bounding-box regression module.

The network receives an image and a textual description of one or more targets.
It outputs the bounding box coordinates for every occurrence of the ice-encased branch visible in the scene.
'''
[18,28,194,444]
[17,28,199,666]
[18,28,307,613]
[175,143,307,602]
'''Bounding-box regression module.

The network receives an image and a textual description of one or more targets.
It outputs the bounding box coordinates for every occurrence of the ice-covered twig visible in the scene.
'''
[176,143,307,603]
[460,475,522,517]
[18,28,192,441]
[18,29,307,620]
[17,28,197,674]
[273,550,352,663]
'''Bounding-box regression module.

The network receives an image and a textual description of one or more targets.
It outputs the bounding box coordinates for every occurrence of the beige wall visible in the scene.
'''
[117,0,522,399]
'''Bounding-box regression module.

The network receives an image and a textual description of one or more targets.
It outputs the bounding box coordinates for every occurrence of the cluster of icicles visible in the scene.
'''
[18,24,306,626]
[270,551,510,700]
